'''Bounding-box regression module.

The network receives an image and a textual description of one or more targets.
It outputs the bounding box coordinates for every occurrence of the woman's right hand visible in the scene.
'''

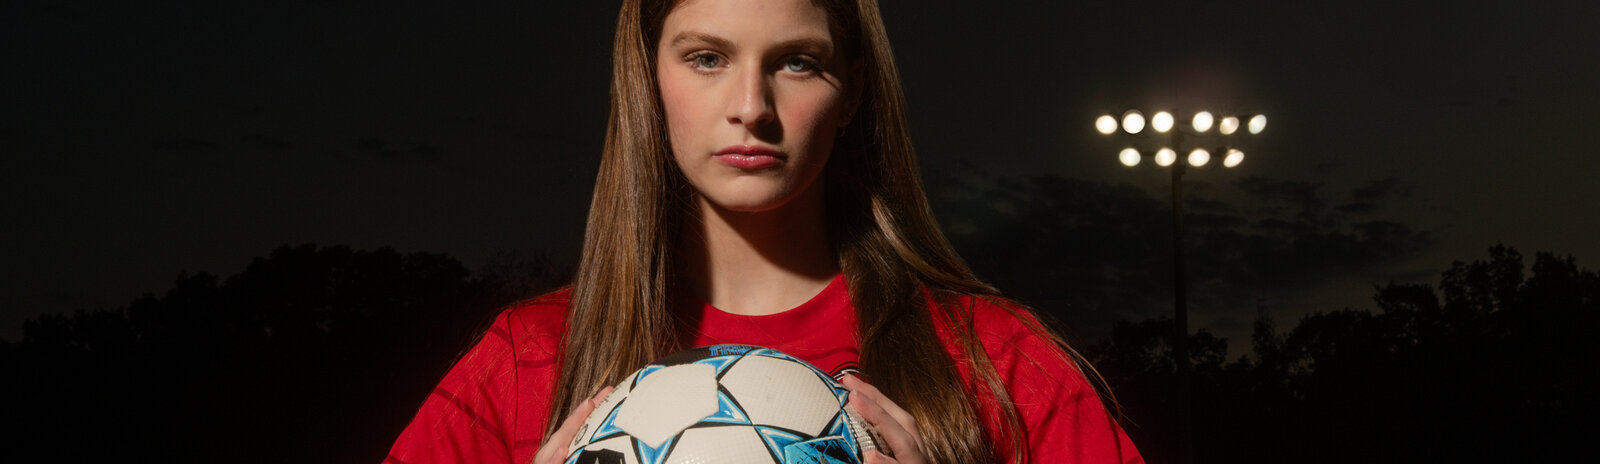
[531,386,614,464]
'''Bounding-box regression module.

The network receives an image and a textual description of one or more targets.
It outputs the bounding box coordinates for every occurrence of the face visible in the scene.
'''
[657,0,855,213]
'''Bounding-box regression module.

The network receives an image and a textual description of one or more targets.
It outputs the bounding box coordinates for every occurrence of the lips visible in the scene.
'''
[713,145,786,170]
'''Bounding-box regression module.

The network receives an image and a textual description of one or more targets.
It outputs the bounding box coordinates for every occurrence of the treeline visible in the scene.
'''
[2,244,567,463]
[5,244,1596,462]
[1088,245,1598,462]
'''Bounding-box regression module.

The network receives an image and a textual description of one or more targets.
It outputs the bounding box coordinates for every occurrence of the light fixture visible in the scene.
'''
[1155,148,1177,166]
[1192,111,1214,132]
[1122,110,1145,134]
[1119,148,1141,166]
[1096,115,1119,135]
[1219,116,1239,135]
[1151,111,1174,133]
[1248,115,1267,134]
[1188,148,1210,167]
[1223,149,1244,168]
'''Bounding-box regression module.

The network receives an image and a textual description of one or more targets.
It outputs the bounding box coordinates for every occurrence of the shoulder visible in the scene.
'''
[939,294,1144,462]
[930,292,1146,462]
[933,292,1091,393]
[941,293,1053,348]
[387,289,576,463]
[501,287,573,330]
[497,288,574,363]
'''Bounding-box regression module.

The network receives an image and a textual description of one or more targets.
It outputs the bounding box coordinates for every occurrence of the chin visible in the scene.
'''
[701,186,797,214]
[707,195,788,213]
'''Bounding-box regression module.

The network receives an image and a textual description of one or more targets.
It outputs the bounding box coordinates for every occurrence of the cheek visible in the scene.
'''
[657,69,712,160]
[658,76,692,143]
[779,90,843,138]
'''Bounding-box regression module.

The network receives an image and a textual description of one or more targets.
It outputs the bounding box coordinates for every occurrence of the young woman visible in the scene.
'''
[388,1,1142,463]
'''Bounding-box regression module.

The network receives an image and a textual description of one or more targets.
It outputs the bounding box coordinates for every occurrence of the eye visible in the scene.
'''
[687,52,724,71]
[781,55,818,74]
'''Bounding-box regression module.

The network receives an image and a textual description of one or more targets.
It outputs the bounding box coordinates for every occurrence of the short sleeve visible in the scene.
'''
[386,312,520,464]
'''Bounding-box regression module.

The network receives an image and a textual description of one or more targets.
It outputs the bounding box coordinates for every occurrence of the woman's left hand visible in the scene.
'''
[841,375,928,464]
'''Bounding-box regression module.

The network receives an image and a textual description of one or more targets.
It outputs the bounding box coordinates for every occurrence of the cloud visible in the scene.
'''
[1350,177,1411,204]
[1336,202,1378,215]
[1189,177,1433,294]
[928,170,1434,340]
[1339,177,1415,217]
[929,171,1174,338]
[1238,177,1327,223]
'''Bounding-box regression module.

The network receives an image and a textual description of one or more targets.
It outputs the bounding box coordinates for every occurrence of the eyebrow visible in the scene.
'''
[669,31,734,50]
[772,36,834,56]
[668,31,834,56]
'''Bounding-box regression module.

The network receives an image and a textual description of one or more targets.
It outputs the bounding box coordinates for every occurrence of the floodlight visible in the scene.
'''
[1192,111,1214,132]
[1223,149,1244,168]
[1152,111,1174,133]
[1096,115,1118,135]
[1155,148,1177,166]
[1119,148,1141,166]
[1219,116,1239,135]
[1122,110,1145,134]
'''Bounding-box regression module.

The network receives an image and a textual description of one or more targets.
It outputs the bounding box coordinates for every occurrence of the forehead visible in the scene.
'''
[662,0,834,45]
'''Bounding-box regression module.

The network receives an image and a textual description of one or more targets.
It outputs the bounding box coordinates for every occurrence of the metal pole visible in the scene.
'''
[1170,130,1193,464]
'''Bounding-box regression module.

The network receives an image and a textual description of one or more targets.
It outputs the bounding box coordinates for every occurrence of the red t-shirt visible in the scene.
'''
[386,275,1143,463]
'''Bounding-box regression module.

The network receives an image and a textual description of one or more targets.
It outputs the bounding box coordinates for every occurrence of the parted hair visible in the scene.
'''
[546,1,1114,462]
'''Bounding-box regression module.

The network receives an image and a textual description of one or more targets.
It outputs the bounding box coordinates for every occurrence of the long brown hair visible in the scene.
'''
[549,1,1115,462]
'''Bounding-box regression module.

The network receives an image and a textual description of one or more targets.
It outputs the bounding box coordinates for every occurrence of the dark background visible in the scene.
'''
[4,1,1597,462]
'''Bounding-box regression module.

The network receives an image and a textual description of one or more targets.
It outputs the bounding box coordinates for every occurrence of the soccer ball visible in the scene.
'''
[564,344,880,464]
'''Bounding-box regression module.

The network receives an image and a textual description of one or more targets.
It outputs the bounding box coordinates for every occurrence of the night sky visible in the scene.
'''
[5,0,1598,349]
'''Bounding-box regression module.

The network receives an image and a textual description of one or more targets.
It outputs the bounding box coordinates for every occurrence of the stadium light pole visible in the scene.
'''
[1096,110,1264,464]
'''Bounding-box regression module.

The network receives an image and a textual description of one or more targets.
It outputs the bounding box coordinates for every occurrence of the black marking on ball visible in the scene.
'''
[574,449,624,464]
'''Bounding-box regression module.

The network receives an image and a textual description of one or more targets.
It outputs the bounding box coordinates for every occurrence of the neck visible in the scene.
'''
[680,185,839,316]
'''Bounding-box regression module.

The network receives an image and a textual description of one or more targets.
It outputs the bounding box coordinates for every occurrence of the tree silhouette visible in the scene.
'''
[7,242,1594,463]
[6,244,567,463]
[1088,244,1598,463]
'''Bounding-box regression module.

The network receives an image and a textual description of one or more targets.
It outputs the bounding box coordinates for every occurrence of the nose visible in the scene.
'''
[726,66,775,129]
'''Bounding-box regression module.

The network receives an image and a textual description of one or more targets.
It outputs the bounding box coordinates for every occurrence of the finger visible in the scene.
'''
[535,386,613,463]
[536,387,611,462]
[864,448,898,464]
[842,376,919,442]
[589,385,614,403]
[849,388,921,462]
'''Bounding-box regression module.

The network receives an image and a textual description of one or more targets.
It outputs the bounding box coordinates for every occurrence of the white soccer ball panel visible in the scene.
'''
[717,355,840,436]
[614,363,718,447]
[665,425,777,464]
